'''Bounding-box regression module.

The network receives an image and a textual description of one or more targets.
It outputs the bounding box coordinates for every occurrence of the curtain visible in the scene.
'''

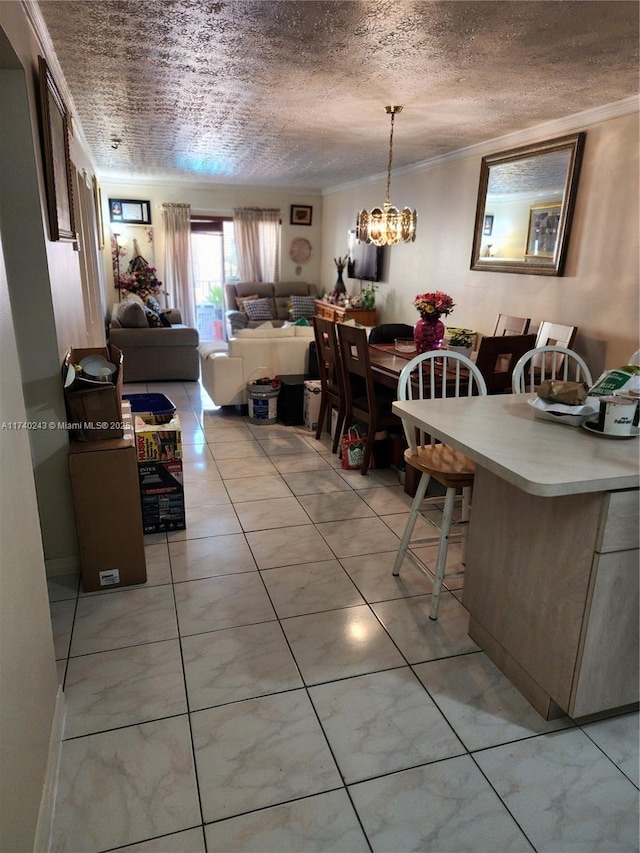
[233,207,281,281]
[161,202,196,326]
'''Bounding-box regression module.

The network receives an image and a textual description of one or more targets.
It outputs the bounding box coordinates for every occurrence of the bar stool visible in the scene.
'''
[393,351,488,620]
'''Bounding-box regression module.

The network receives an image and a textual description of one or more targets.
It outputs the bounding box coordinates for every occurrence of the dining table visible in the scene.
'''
[392,392,639,720]
[368,342,418,390]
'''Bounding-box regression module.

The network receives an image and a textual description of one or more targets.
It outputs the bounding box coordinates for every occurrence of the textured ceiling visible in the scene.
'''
[36,0,639,190]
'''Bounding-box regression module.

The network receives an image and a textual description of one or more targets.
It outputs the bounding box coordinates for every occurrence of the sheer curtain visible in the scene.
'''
[161,203,196,327]
[233,208,281,281]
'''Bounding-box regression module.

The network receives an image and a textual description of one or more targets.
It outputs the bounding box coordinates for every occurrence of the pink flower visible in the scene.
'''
[413,291,455,316]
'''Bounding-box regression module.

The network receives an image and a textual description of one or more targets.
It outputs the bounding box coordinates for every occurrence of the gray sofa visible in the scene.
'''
[109,305,200,383]
[224,281,319,337]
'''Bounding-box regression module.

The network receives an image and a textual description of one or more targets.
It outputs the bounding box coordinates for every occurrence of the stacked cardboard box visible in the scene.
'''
[68,404,147,591]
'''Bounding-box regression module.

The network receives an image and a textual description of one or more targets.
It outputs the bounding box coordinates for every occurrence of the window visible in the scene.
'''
[191,217,238,341]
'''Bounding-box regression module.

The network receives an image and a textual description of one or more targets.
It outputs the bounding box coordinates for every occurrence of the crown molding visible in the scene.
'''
[323,95,639,196]
[21,0,97,171]
[98,173,322,196]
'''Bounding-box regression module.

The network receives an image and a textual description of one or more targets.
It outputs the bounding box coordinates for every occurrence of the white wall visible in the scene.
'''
[0,4,88,575]
[0,228,60,852]
[322,108,639,375]
[99,182,323,308]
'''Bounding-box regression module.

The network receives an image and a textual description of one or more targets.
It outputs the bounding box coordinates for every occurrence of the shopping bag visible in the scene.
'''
[340,426,374,470]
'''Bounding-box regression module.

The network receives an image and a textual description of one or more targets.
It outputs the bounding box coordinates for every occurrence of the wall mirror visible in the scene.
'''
[470,132,585,276]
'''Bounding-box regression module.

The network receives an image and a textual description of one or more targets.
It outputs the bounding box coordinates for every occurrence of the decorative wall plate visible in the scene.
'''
[289,237,312,264]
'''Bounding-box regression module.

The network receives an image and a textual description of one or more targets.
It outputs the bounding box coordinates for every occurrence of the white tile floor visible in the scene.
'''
[49,380,639,853]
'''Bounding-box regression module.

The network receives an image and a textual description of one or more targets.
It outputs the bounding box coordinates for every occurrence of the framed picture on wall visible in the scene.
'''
[290,204,313,226]
[483,214,494,236]
[109,198,152,225]
[525,203,561,258]
[37,55,76,241]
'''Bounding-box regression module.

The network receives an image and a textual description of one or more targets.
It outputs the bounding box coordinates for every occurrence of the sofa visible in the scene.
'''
[199,325,315,406]
[224,280,319,337]
[109,299,200,383]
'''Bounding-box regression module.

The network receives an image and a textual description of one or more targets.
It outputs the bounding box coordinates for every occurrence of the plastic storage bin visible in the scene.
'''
[122,393,176,424]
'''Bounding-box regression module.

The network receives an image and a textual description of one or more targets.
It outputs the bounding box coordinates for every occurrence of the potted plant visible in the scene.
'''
[447,328,475,359]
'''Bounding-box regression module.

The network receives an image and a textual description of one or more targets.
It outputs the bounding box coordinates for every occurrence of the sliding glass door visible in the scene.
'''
[191,218,239,341]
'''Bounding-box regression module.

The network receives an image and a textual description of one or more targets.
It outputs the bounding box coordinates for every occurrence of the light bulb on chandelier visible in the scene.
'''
[356,106,417,247]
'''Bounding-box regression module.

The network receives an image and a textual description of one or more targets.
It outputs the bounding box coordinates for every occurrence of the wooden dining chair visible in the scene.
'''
[393,351,488,620]
[512,345,593,393]
[336,322,402,475]
[312,317,346,453]
[535,320,577,349]
[474,333,536,393]
[493,314,531,337]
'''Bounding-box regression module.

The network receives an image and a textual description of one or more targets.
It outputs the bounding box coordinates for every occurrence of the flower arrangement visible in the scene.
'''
[413,291,455,319]
[118,266,163,300]
[333,255,349,272]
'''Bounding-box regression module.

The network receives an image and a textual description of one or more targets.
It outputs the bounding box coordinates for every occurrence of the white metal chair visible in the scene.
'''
[511,345,593,393]
[393,351,488,620]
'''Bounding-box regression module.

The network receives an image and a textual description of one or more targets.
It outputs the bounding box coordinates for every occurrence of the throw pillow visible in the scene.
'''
[244,298,273,321]
[290,294,317,321]
[236,294,260,314]
[117,298,148,328]
[145,295,163,314]
[145,294,172,327]
[292,316,310,326]
[144,306,163,327]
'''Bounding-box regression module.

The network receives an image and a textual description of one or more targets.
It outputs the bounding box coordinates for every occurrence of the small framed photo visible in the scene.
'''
[37,56,76,241]
[109,198,152,225]
[525,203,561,258]
[483,214,494,236]
[290,204,313,226]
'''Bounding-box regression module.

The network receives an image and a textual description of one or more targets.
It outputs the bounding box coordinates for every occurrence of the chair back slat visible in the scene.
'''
[475,334,536,393]
[535,321,577,349]
[397,352,488,450]
[493,314,531,337]
[512,345,593,394]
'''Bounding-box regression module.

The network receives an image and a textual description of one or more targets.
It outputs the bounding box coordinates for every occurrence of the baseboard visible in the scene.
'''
[34,686,66,852]
[45,555,80,577]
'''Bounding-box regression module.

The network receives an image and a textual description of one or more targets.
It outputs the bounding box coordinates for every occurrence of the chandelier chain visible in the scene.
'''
[385,110,395,206]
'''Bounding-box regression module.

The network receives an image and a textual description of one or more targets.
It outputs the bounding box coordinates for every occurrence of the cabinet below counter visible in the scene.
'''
[314,300,377,326]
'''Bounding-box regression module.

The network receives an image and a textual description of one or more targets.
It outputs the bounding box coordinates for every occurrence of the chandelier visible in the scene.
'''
[356,106,417,247]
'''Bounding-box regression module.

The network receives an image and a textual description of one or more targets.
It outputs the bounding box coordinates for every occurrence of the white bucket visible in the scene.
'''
[247,382,279,424]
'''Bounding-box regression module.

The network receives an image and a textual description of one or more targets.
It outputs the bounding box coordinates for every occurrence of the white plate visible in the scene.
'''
[79,355,116,380]
[581,420,639,439]
[527,397,592,427]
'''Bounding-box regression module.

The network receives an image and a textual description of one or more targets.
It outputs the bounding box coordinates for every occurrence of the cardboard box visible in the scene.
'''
[68,408,147,591]
[138,460,186,534]
[303,379,322,431]
[64,345,124,441]
[134,414,182,462]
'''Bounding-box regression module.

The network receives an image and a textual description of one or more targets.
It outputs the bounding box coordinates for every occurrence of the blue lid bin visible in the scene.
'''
[122,393,176,424]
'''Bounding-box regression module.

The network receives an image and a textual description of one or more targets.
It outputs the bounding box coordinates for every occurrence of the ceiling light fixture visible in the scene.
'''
[356,106,417,247]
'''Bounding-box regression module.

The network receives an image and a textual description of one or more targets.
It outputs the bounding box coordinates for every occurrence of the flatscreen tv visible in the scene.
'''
[347,230,384,282]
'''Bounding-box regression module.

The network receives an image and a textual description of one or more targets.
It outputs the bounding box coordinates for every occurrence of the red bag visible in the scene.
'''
[340,427,374,470]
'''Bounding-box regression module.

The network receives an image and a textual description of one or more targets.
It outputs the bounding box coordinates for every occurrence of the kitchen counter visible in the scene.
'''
[392,393,639,719]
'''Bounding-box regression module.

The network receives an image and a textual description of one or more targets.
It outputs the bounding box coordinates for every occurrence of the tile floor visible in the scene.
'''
[49,380,639,852]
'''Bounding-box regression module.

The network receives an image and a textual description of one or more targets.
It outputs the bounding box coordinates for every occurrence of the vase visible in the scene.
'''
[414,316,445,354]
[331,270,346,301]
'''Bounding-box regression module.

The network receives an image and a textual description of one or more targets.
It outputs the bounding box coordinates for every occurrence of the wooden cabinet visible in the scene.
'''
[315,299,377,326]
[463,471,639,719]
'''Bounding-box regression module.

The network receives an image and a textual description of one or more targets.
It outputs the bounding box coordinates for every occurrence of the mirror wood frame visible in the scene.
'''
[470,132,586,276]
